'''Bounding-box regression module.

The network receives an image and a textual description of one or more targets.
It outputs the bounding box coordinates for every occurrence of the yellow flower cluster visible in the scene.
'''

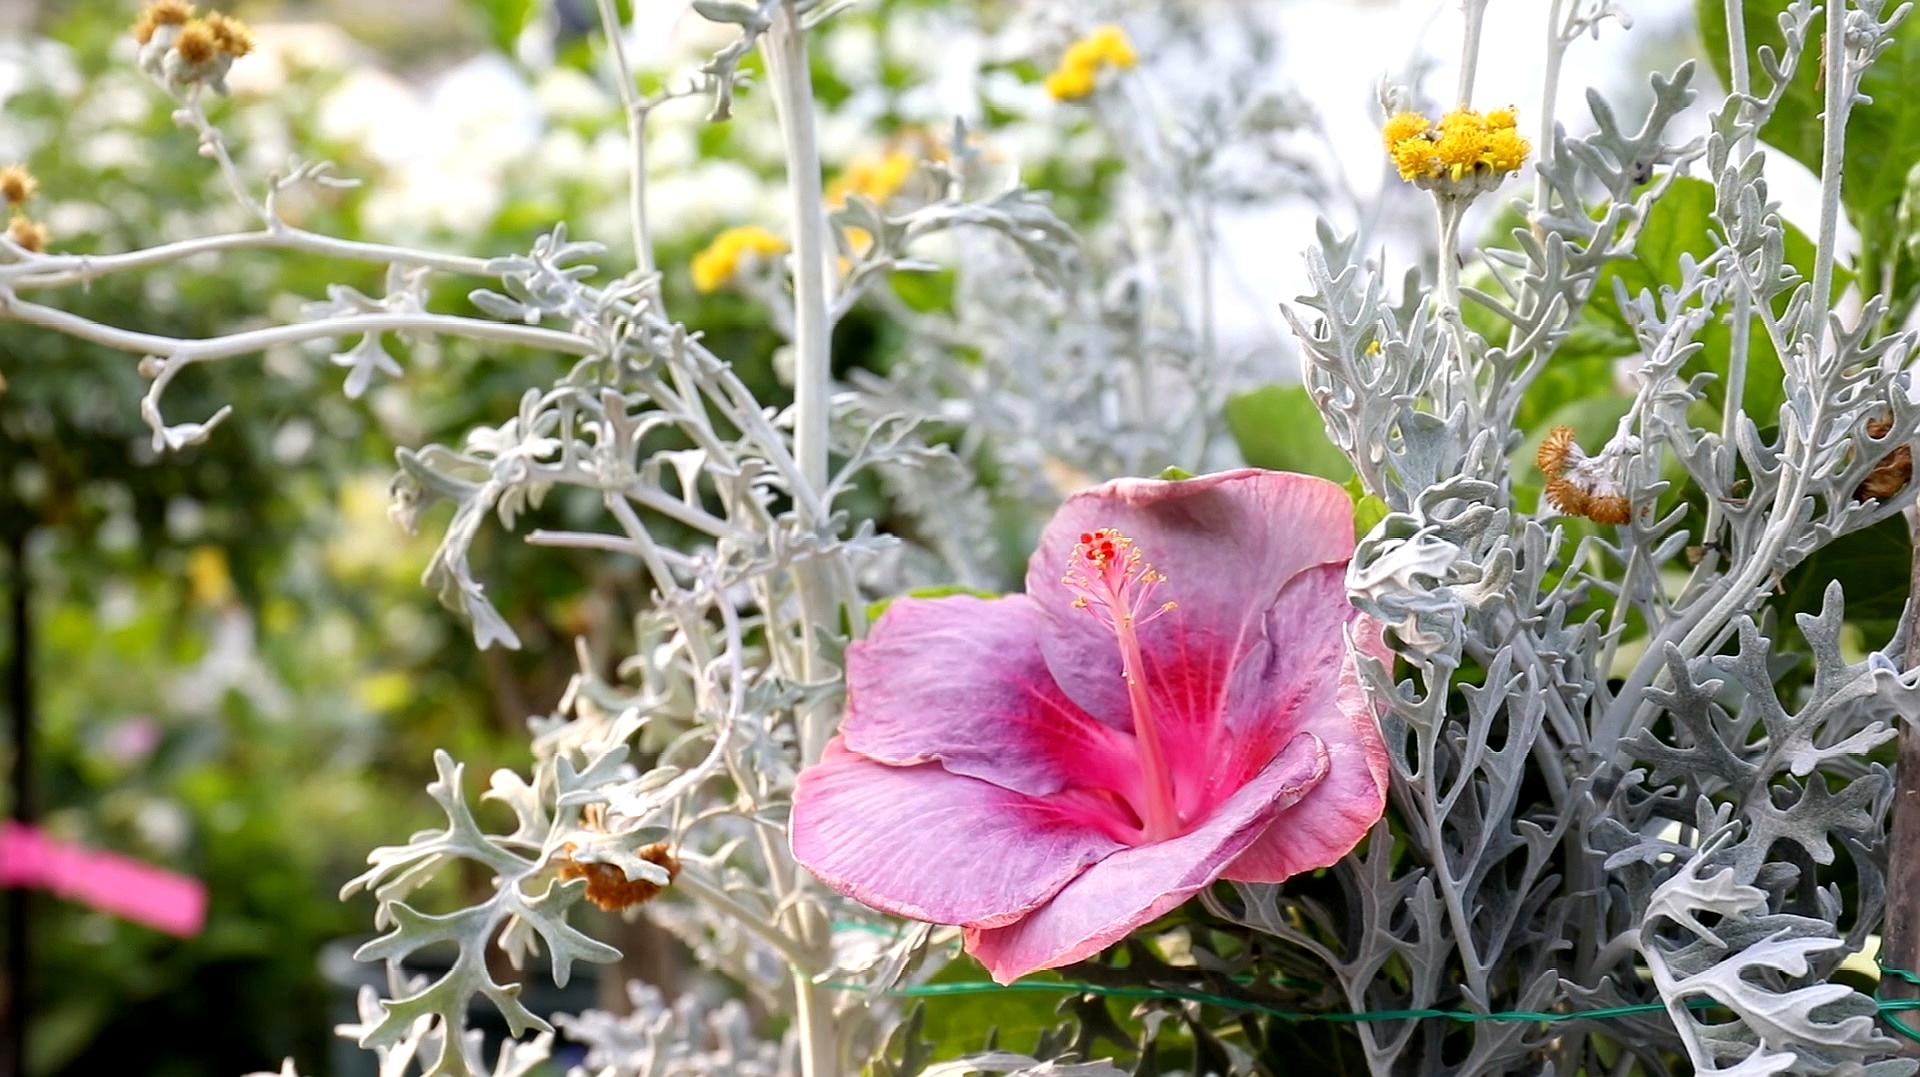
[1383,107,1529,190]
[828,148,916,208]
[1,164,48,255]
[1044,25,1136,102]
[690,226,788,294]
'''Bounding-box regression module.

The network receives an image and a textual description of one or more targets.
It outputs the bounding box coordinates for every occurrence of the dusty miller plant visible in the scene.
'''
[1249,0,1920,1073]
[12,0,1920,1074]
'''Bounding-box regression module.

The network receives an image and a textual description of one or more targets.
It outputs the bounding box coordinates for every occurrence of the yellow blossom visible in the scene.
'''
[1480,128,1531,173]
[828,149,915,207]
[1433,130,1485,181]
[1045,65,1098,102]
[1384,107,1528,187]
[690,225,788,294]
[1086,25,1137,69]
[1381,112,1429,150]
[186,546,235,607]
[1389,137,1438,182]
[0,166,36,207]
[1045,25,1135,101]
[1060,38,1105,75]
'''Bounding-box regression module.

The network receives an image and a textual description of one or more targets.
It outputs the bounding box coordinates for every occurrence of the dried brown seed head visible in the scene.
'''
[1584,493,1632,526]
[1543,476,1589,518]
[0,166,37,207]
[555,843,681,912]
[7,216,48,253]
[133,0,194,44]
[1855,415,1912,502]
[174,20,217,65]
[205,12,253,57]
[1535,426,1578,478]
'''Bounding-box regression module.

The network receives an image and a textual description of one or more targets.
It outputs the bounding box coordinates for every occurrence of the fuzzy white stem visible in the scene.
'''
[1456,0,1491,107]
[1710,0,1754,551]
[4,228,492,288]
[0,296,594,362]
[674,869,816,969]
[759,10,842,1077]
[595,0,661,294]
[179,93,265,222]
[762,0,841,769]
[1532,0,1569,223]
[1809,0,1851,336]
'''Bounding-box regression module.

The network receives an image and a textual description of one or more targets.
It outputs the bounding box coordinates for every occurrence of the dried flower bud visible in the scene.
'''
[1583,492,1632,526]
[7,216,49,254]
[1855,415,1912,502]
[1544,476,1589,518]
[174,20,217,65]
[555,843,681,912]
[1536,425,1578,478]
[205,12,253,58]
[1538,426,1635,525]
[132,0,194,45]
[0,166,37,208]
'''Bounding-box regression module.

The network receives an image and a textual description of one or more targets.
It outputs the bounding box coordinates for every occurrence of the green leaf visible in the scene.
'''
[1775,514,1913,642]
[475,0,536,53]
[1586,175,1826,425]
[1341,475,1389,538]
[867,584,1000,622]
[1469,212,1636,436]
[1697,0,1920,283]
[1224,385,1354,482]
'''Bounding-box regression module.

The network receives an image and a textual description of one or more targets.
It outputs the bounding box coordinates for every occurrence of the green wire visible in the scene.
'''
[825,965,1920,1033]
[1878,961,1920,1043]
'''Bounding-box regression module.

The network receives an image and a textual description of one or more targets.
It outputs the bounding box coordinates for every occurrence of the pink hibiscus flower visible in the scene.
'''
[790,469,1390,984]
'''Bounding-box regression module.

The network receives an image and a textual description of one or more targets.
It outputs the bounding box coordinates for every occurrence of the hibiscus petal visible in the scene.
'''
[843,595,1142,804]
[791,739,1128,928]
[1224,610,1392,883]
[1023,469,1355,749]
[1202,562,1357,794]
[962,731,1330,983]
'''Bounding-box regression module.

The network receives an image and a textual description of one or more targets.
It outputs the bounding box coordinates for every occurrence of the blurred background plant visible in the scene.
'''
[7,0,1913,1074]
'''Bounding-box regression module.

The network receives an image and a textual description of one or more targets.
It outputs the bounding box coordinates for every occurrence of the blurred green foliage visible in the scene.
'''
[0,0,1058,1071]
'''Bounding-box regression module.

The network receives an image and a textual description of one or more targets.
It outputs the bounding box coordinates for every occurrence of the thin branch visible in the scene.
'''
[4,227,492,290]
[595,0,662,298]
[0,296,595,362]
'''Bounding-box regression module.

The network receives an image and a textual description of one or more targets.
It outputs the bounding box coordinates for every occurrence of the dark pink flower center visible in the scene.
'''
[1060,527,1183,842]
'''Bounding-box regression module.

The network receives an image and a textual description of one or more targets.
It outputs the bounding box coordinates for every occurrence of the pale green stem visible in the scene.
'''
[1709,0,1753,550]
[760,11,840,1076]
[1809,0,1850,337]
[762,0,838,772]
[595,0,661,296]
[1456,0,1491,107]
[1532,0,1568,224]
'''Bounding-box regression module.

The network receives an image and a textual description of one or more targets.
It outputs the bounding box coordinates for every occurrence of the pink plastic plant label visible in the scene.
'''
[0,821,206,937]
